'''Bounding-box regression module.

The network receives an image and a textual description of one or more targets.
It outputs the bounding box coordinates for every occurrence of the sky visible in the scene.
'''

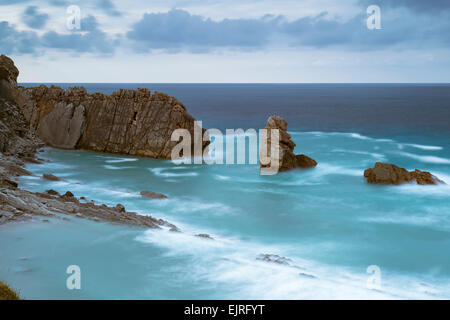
[1,0,450,83]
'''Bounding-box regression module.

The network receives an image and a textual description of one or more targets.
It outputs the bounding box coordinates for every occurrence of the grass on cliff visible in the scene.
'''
[0,281,20,300]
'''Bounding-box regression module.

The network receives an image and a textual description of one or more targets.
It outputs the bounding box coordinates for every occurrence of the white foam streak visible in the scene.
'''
[397,152,450,164]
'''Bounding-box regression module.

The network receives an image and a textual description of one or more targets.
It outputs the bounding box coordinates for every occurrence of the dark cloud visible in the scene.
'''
[41,16,116,53]
[2,6,450,56]
[126,9,450,52]
[97,0,121,17]
[127,9,274,51]
[0,21,40,54]
[0,16,116,55]
[22,5,49,29]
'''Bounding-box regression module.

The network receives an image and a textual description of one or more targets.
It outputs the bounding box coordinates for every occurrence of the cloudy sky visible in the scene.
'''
[1,0,450,82]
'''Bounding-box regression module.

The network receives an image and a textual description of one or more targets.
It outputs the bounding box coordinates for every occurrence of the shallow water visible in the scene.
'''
[2,84,450,299]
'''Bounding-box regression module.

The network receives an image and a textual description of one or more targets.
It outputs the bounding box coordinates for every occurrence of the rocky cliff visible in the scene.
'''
[1,54,206,159]
[260,115,317,172]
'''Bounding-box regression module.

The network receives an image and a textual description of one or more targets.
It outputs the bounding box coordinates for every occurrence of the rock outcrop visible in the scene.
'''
[364,162,444,185]
[140,190,167,199]
[260,116,317,172]
[1,54,207,159]
[0,55,179,230]
[0,55,19,102]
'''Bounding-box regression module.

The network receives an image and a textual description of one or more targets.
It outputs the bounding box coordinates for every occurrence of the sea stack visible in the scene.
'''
[364,162,444,185]
[1,54,207,160]
[260,115,317,173]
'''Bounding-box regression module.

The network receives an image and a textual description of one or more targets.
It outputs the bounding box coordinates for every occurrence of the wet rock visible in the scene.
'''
[0,178,18,189]
[256,254,292,265]
[195,233,214,240]
[45,189,59,196]
[42,173,61,181]
[140,190,168,199]
[260,116,317,173]
[116,203,125,213]
[22,157,42,164]
[364,162,444,185]
[295,154,318,169]
[411,169,445,185]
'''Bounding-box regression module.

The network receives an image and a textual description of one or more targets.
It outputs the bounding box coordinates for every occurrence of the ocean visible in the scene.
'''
[1,83,449,299]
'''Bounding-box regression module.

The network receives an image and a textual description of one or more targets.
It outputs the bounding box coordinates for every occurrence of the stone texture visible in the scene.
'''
[260,115,317,172]
[0,55,19,102]
[140,190,168,199]
[16,85,207,159]
[42,173,61,181]
[1,55,207,160]
[37,102,86,149]
[364,162,444,185]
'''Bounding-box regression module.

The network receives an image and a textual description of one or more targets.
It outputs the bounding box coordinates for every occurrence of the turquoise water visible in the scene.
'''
[1,130,450,299]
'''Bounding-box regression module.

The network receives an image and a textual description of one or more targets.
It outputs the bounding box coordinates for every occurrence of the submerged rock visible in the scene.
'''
[195,233,214,240]
[256,254,292,265]
[364,162,444,185]
[42,173,61,181]
[260,116,317,173]
[140,190,167,199]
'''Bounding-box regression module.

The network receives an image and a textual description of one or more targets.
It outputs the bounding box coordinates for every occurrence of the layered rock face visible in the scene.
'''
[0,55,19,102]
[260,116,317,172]
[17,85,206,159]
[0,56,42,158]
[364,162,444,185]
[1,55,206,159]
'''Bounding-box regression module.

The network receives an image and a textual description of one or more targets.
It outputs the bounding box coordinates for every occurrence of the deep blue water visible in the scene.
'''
[1,83,449,299]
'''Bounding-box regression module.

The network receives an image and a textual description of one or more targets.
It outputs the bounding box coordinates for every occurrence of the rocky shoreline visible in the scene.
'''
[1,55,180,230]
[1,53,445,231]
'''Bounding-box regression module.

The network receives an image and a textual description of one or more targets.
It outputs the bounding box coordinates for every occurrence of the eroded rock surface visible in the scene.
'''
[0,55,179,230]
[1,54,207,160]
[364,162,444,185]
[260,116,317,172]
[140,190,167,199]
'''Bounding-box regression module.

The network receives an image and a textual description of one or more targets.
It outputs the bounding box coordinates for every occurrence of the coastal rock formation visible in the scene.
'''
[364,162,444,185]
[0,54,207,159]
[0,55,179,231]
[0,187,177,229]
[42,173,61,181]
[17,85,207,159]
[36,102,86,149]
[0,55,19,102]
[260,116,317,172]
[140,190,167,199]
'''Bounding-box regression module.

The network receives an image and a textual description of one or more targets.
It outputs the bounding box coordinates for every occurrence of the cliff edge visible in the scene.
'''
[1,54,207,159]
